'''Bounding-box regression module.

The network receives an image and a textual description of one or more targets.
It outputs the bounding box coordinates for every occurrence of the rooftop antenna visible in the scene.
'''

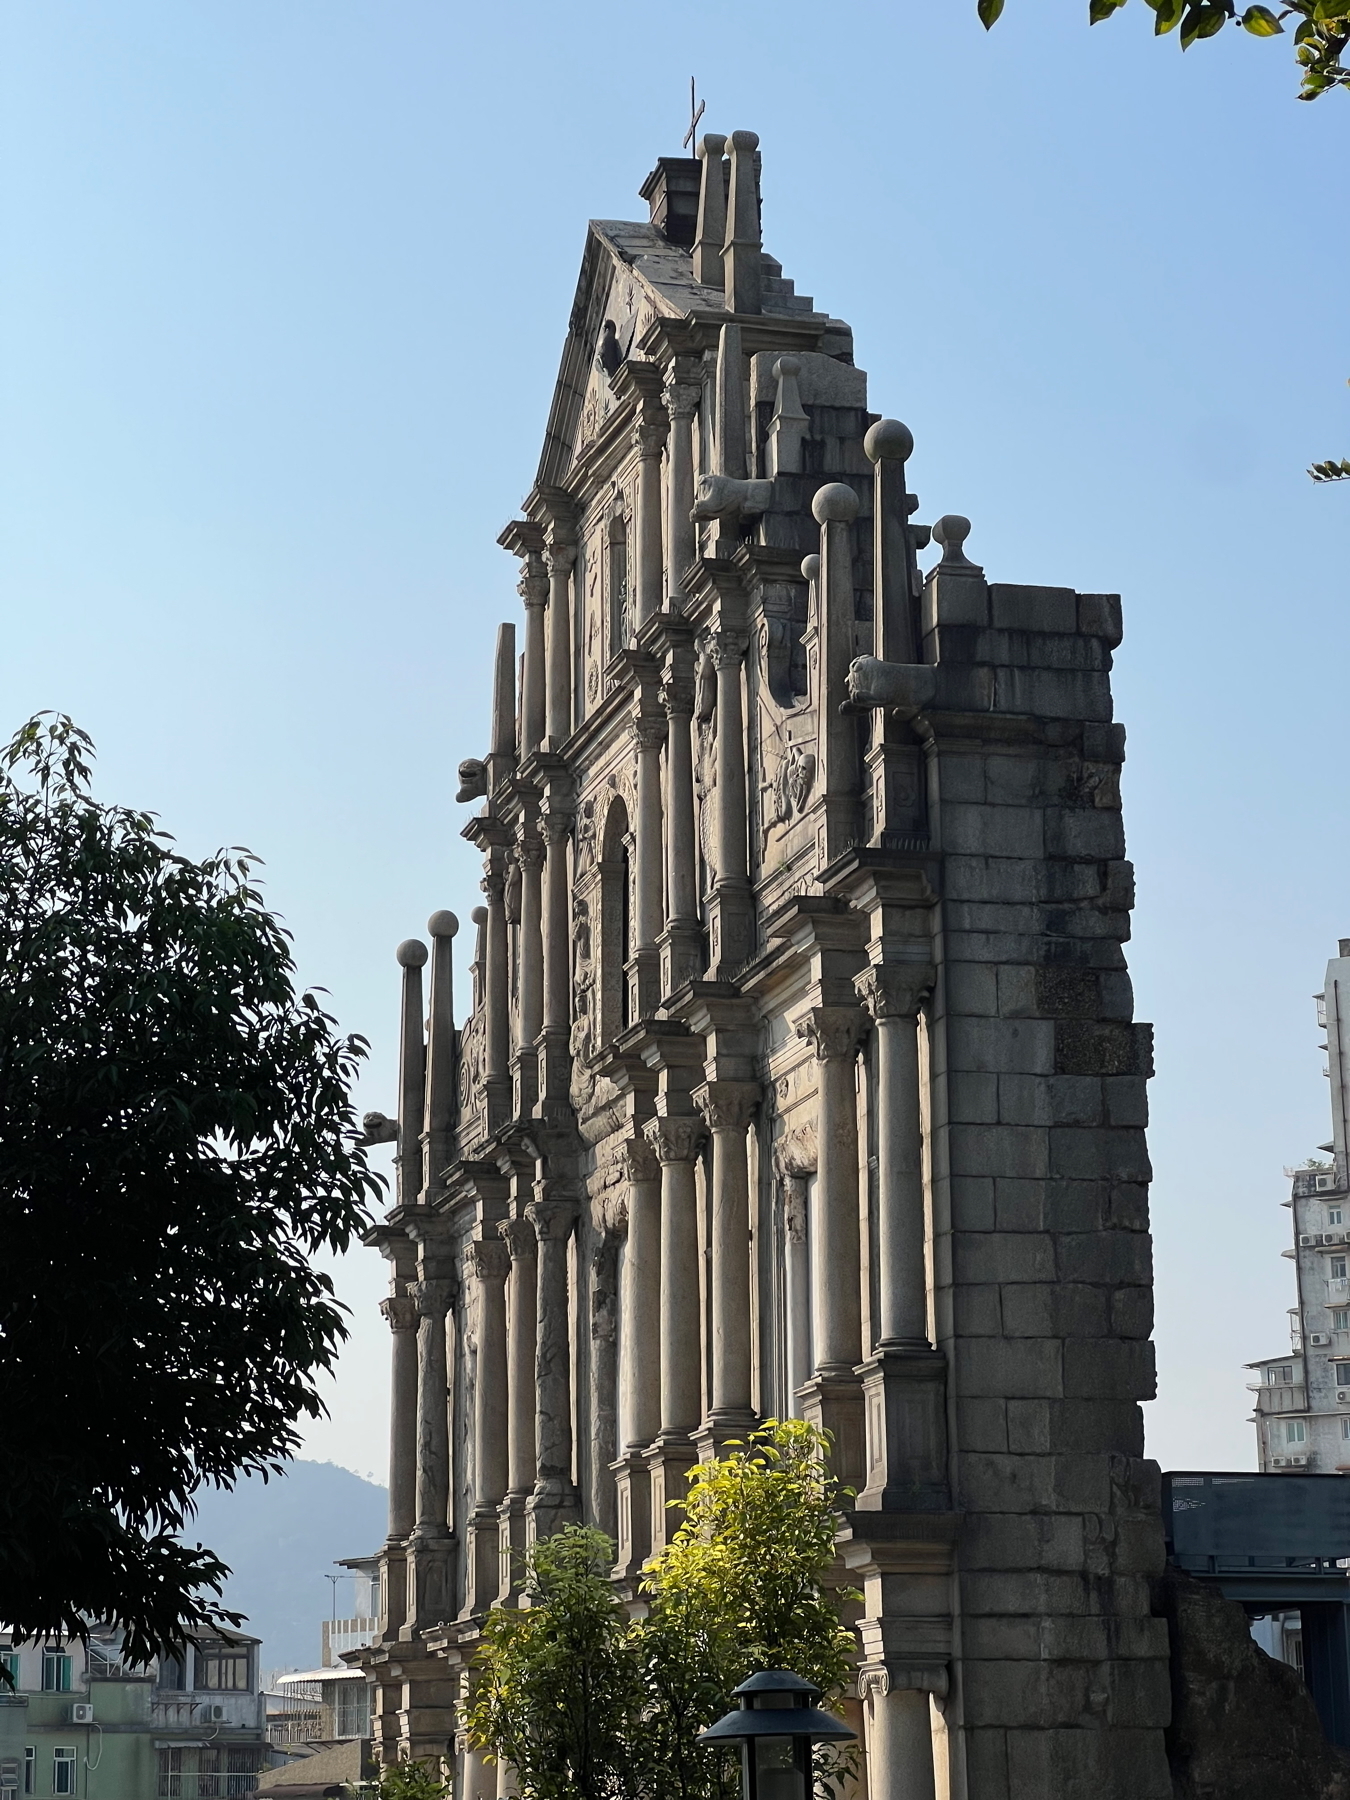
[682,78,705,151]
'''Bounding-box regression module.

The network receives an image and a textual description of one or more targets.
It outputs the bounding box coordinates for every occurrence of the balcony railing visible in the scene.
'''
[1253,1384,1308,1414]
[152,1694,264,1730]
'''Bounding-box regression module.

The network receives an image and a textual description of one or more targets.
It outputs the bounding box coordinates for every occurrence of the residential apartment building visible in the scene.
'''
[1248,940,1350,1472]
[0,1630,267,1800]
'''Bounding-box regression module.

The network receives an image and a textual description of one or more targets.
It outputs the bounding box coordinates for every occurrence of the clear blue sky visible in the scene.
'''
[2,1,1345,1480]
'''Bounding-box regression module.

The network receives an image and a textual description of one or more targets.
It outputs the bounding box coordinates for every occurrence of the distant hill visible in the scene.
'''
[187,1460,387,1676]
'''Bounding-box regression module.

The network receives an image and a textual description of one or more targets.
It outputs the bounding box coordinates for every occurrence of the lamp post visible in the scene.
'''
[697,1670,856,1800]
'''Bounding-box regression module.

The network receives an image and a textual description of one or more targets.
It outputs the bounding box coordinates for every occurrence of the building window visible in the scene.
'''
[194,1648,249,1692]
[157,1748,184,1799]
[1334,1363,1350,1386]
[1266,1366,1294,1385]
[41,1652,71,1692]
[0,1650,18,1688]
[52,1750,76,1797]
[1335,1311,1350,1331]
[1332,1208,1345,1226]
[23,1751,33,1797]
[1286,1420,1307,1444]
[1332,1257,1347,1281]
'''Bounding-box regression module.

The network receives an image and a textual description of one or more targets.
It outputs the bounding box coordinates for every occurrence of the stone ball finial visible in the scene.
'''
[933,515,973,563]
[427,910,459,939]
[801,553,820,583]
[864,418,914,465]
[698,132,727,159]
[396,939,428,969]
[729,129,760,152]
[812,483,860,525]
[774,354,801,379]
[470,905,488,927]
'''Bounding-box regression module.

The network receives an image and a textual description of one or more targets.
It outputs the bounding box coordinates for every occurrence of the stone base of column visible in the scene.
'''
[610,1450,653,1582]
[380,1642,459,1765]
[511,1050,538,1122]
[855,1346,949,1512]
[706,882,755,979]
[625,947,662,1024]
[692,1411,758,1463]
[460,1509,501,1620]
[534,1026,571,1122]
[525,1481,581,1544]
[485,1074,513,1137]
[495,1492,529,1605]
[659,920,704,999]
[798,1371,866,1492]
[645,1434,698,1551]
[402,1528,454,1637]
[379,1541,409,1639]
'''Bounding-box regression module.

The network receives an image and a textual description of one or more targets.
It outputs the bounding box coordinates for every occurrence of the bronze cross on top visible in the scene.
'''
[682,77,705,151]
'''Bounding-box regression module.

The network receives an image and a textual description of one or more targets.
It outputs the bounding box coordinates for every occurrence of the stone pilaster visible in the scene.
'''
[526,1194,580,1540]
[812,483,864,867]
[394,940,427,1206]
[544,533,576,752]
[496,1215,537,1605]
[663,363,701,610]
[795,1004,868,1489]
[404,1276,455,1636]
[463,1238,510,1619]
[655,620,703,996]
[517,533,548,759]
[514,819,543,1120]
[643,1112,706,1546]
[707,627,754,978]
[692,1080,760,1449]
[480,857,512,1134]
[629,710,666,1022]
[422,911,459,1205]
[538,797,575,1117]
[612,1136,661,1582]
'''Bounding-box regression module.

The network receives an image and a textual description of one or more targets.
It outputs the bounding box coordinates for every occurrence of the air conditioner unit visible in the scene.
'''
[208,1706,225,1722]
[70,1704,94,1725]
[1272,1456,1287,1467]
[1291,1454,1310,1465]
[1338,1390,1349,1402]
[1301,1235,1316,1247]
[1311,1333,1331,1345]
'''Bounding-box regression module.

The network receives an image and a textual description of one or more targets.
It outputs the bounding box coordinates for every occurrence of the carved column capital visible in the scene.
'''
[517,554,549,609]
[408,1278,455,1319]
[499,1217,538,1261]
[660,666,696,719]
[663,376,702,424]
[632,711,667,753]
[480,865,506,904]
[545,542,577,578]
[643,1115,707,1165]
[517,828,545,872]
[381,1294,420,1332]
[468,1238,511,1284]
[525,1197,578,1242]
[632,417,668,460]
[693,1081,760,1133]
[854,963,936,1021]
[796,1005,868,1062]
[542,808,574,847]
[614,1135,660,1185]
[708,628,750,671]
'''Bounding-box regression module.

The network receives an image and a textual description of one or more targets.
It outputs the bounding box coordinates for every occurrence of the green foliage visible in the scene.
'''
[466,1526,645,1800]
[0,715,383,1664]
[466,1424,858,1800]
[377,1761,450,1800]
[1309,456,1350,479]
[978,0,1350,98]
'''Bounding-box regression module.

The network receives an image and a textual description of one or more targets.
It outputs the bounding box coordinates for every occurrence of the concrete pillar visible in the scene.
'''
[405,1275,454,1633]
[663,366,701,609]
[722,130,762,315]
[612,1137,660,1581]
[692,133,727,288]
[496,1216,537,1604]
[526,1194,579,1537]
[520,551,548,759]
[693,1082,759,1429]
[545,539,576,751]
[464,1238,509,1617]
[708,628,752,976]
[864,1676,937,1800]
[633,416,666,630]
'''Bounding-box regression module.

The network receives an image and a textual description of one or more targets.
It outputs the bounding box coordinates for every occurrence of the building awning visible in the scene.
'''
[272,1669,368,1687]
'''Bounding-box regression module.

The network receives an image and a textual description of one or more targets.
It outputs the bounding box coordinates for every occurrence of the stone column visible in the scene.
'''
[659,635,702,996]
[514,822,544,1119]
[781,1176,812,1413]
[853,963,948,1513]
[496,1217,538,1604]
[795,1006,867,1487]
[545,539,576,751]
[693,1082,759,1440]
[482,859,511,1133]
[863,1673,937,1800]
[526,1194,580,1539]
[629,711,665,1021]
[722,130,762,315]
[663,366,701,610]
[707,628,753,977]
[813,482,863,865]
[612,1137,661,1581]
[643,1114,705,1541]
[463,1239,509,1617]
[405,1276,455,1634]
[520,549,548,759]
[379,1291,418,1637]
[692,132,727,288]
[633,416,666,630]
[538,803,574,1113]
[394,941,427,1206]
[422,911,459,1204]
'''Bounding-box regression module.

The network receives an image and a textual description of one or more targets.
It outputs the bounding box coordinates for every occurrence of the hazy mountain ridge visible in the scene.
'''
[187,1459,387,1675]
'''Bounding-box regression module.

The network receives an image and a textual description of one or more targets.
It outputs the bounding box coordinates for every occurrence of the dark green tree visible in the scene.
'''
[0,714,382,1664]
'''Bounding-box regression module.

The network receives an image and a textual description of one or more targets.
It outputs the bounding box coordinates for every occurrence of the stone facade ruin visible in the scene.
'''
[357,128,1176,1800]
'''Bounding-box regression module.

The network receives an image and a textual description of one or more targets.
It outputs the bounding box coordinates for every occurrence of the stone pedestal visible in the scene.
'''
[403,1528,454,1638]
[462,1508,500,1620]
[855,1347,949,1513]
[495,1491,529,1607]
[611,1449,654,1582]
[645,1433,698,1551]
[798,1372,866,1493]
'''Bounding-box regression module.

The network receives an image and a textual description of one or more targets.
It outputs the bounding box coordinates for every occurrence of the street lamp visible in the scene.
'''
[696,1670,856,1800]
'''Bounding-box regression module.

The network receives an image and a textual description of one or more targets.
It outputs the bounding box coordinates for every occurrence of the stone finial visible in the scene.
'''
[428,910,459,938]
[767,355,809,477]
[812,482,860,524]
[864,418,914,464]
[723,130,762,315]
[932,514,983,574]
[471,905,488,927]
[490,621,517,766]
[692,133,728,287]
[801,553,820,584]
[714,321,747,481]
[396,939,428,968]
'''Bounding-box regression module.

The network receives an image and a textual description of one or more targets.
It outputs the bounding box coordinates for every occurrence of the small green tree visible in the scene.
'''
[377,1761,450,1800]
[465,1526,644,1800]
[635,1420,859,1800]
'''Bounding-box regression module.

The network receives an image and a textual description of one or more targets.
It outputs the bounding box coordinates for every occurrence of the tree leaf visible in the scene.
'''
[1242,3,1285,30]
[978,0,1006,25]
[1155,0,1188,32]
[1090,0,1129,19]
